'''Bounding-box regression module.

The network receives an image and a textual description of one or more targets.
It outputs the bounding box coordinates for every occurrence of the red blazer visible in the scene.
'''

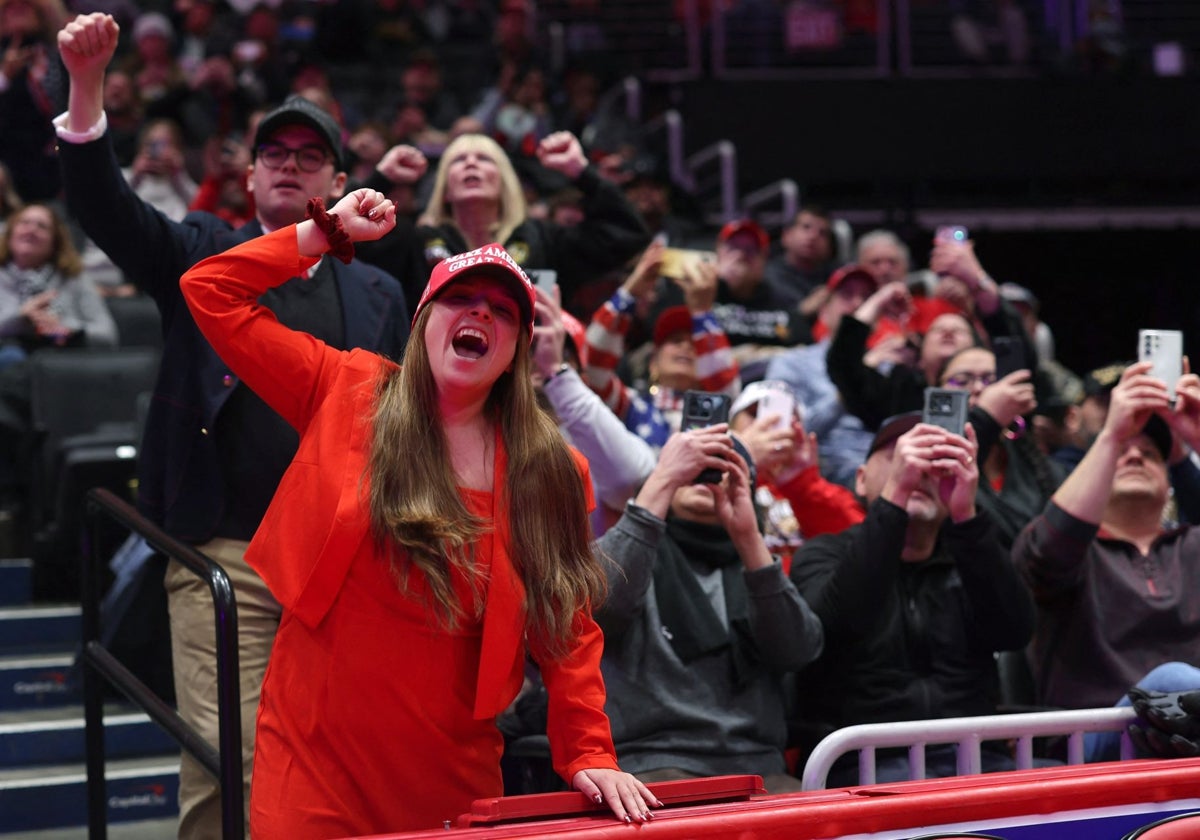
[181,227,618,782]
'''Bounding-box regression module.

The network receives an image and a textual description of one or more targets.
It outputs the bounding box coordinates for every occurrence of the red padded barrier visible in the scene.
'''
[359,758,1200,839]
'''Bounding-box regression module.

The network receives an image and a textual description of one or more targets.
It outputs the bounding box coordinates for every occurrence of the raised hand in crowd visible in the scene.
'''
[930,236,1000,316]
[621,239,663,301]
[297,189,396,256]
[531,283,568,380]
[884,422,979,524]
[1163,361,1200,454]
[634,423,736,516]
[56,13,119,129]
[862,332,916,371]
[536,131,588,180]
[375,144,428,186]
[676,249,718,314]
[854,279,911,328]
[733,406,795,475]
[976,368,1037,427]
[1107,361,1173,444]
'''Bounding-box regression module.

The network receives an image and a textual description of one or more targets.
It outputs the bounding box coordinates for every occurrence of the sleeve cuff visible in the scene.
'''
[53,111,108,144]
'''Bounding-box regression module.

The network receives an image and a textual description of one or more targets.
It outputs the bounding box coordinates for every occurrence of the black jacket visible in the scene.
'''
[356,165,650,316]
[60,134,410,543]
[789,499,1034,733]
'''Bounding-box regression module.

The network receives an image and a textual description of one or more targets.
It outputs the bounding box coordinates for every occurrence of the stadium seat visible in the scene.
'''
[28,347,160,600]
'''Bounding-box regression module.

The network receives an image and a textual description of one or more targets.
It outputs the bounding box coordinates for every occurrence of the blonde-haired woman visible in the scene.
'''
[357,129,650,316]
[180,188,660,838]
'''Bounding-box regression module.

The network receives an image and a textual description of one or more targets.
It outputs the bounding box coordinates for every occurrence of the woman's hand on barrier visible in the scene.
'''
[572,768,662,824]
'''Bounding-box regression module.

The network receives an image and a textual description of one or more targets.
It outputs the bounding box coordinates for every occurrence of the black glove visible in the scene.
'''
[1127,687,1200,758]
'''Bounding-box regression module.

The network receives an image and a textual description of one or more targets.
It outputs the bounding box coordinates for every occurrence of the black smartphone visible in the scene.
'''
[923,388,969,436]
[992,336,1027,380]
[679,389,731,484]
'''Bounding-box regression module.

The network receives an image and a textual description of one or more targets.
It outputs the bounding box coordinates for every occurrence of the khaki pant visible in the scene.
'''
[165,538,281,840]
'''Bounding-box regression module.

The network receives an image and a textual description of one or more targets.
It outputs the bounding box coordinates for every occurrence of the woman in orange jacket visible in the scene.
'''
[180,188,658,837]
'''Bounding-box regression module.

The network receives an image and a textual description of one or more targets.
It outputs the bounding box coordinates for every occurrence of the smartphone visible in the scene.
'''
[757,388,796,432]
[935,225,969,244]
[660,248,714,280]
[1138,329,1183,401]
[528,269,558,295]
[992,336,1028,380]
[679,390,732,484]
[923,388,969,436]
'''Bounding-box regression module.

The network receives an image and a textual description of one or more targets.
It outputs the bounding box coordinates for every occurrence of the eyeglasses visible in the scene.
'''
[943,371,996,389]
[255,143,330,173]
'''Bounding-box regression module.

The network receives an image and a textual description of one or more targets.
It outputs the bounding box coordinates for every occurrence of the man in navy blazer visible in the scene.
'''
[56,14,410,839]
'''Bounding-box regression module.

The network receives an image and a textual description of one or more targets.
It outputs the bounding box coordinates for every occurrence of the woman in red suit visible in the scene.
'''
[180,188,659,837]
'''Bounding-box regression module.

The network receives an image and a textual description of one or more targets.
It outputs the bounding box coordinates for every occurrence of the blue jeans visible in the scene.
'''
[0,343,26,372]
[1084,661,1200,762]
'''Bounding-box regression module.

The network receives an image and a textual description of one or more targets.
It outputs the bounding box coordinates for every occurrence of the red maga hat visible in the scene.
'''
[413,243,536,331]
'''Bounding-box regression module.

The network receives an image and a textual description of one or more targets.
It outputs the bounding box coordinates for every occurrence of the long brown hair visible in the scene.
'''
[366,304,605,658]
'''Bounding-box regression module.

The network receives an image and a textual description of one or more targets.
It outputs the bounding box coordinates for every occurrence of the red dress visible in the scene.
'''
[181,229,619,838]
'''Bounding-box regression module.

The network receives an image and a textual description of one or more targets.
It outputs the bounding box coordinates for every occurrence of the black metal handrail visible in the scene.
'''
[81,487,244,840]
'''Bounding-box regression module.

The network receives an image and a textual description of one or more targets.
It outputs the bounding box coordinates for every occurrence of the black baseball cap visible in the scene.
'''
[253,94,345,170]
[1139,414,1173,462]
[867,411,923,458]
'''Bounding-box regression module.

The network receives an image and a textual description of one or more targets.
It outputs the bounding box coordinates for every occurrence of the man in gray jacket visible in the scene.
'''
[594,422,824,791]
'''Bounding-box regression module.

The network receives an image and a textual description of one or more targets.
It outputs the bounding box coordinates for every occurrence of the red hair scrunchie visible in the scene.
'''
[305,197,354,264]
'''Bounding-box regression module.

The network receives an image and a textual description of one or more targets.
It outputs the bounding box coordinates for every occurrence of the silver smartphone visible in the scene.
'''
[1138,329,1183,401]
[528,269,558,294]
[757,388,796,431]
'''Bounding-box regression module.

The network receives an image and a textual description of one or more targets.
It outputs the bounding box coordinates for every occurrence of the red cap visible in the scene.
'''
[826,263,877,292]
[906,297,966,336]
[652,305,693,346]
[717,219,769,252]
[560,309,588,368]
[413,243,535,331]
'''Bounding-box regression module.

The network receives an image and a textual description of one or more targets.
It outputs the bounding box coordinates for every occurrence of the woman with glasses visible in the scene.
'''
[937,345,1064,549]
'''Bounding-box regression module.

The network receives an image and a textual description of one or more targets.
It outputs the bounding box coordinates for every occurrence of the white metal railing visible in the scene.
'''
[801,706,1139,791]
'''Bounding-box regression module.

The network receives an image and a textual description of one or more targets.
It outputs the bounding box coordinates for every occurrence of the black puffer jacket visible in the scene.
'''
[790,498,1034,733]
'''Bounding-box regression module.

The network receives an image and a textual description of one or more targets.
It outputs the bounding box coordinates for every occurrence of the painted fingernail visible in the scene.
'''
[593,793,603,804]
[623,815,632,823]
[642,811,651,821]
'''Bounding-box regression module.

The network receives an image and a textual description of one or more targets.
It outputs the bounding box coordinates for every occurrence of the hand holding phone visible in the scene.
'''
[935,225,969,244]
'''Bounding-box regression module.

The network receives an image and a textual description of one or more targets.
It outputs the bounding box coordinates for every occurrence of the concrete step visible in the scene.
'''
[0,559,33,607]
[0,704,178,768]
[0,756,179,833]
[0,654,78,713]
[0,606,80,656]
